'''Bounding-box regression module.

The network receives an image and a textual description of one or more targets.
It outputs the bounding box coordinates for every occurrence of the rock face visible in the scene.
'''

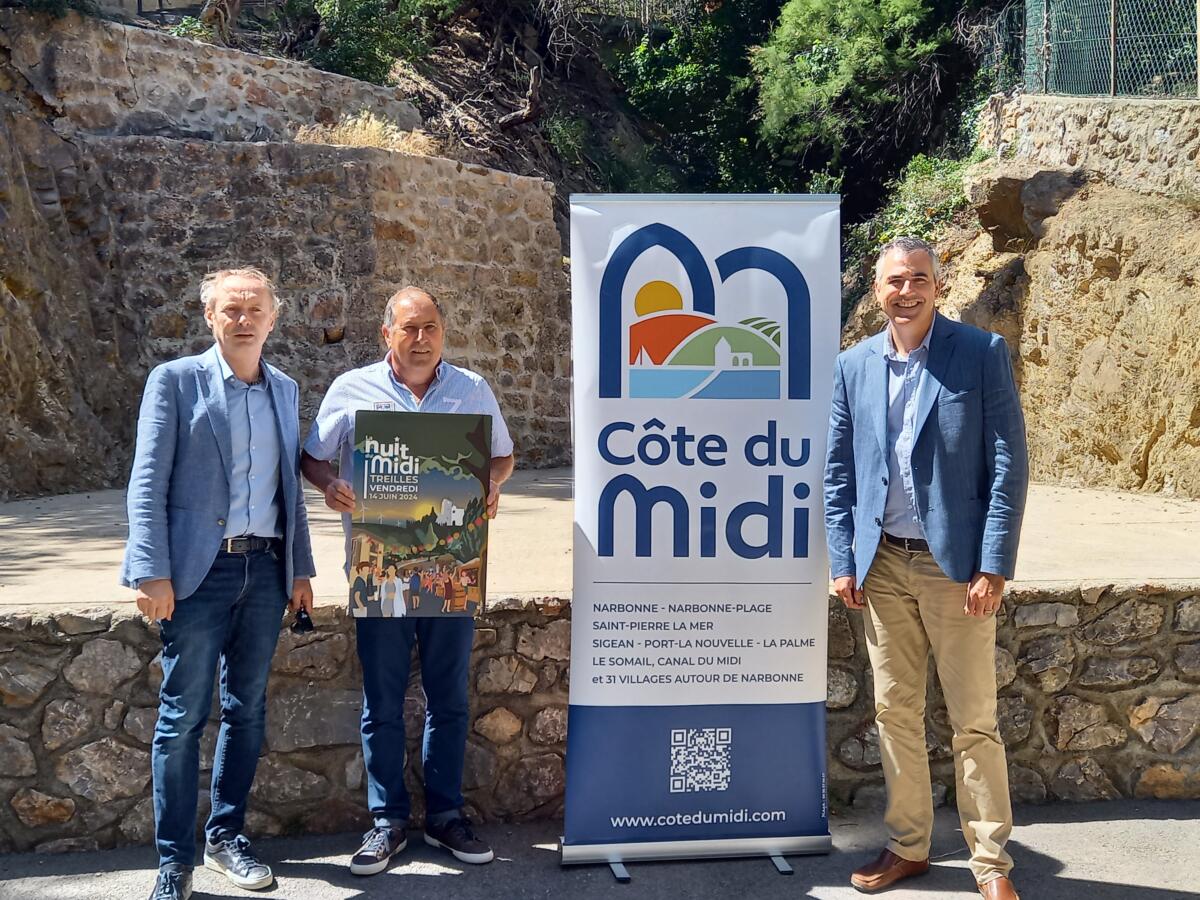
[55,738,151,803]
[846,140,1200,500]
[63,640,143,694]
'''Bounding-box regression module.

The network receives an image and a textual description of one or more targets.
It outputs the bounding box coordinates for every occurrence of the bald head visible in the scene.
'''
[384,287,445,328]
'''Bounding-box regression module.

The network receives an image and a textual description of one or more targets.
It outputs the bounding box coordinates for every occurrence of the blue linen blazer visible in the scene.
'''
[823,313,1029,584]
[119,345,316,601]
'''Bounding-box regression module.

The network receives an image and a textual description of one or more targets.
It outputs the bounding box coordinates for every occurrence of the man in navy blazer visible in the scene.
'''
[120,267,315,900]
[824,237,1028,900]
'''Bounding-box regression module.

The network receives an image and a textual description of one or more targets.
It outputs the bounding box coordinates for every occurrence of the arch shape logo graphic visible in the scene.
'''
[598,223,811,401]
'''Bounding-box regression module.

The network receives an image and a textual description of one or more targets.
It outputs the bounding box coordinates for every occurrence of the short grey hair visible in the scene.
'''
[383,286,445,327]
[200,267,280,313]
[874,236,943,285]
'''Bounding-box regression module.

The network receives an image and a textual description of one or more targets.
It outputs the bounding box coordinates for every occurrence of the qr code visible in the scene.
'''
[669,728,732,793]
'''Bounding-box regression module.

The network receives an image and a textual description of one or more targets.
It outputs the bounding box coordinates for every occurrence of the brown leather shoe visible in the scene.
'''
[850,849,930,893]
[978,875,1020,899]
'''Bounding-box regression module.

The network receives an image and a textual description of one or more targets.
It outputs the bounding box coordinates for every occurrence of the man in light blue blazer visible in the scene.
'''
[120,267,315,900]
[824,237,1028,900]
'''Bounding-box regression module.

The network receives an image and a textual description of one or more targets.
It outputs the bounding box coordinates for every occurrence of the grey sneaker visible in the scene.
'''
[203,833,273,890]
[424,816,494,864]
[148,866,192,900]
[349,825,407,876]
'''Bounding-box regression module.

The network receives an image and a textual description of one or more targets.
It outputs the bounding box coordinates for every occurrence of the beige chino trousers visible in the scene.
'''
[861,538,1014,884]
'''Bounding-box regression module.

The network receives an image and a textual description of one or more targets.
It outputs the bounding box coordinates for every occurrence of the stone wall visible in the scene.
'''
[0,601,570,853]
[978,93,1200,199]
[0,11,421,141]
[88,136,570,461]
[2,587,1198,853]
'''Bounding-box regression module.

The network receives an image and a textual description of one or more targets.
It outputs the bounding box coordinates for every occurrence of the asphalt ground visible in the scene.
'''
[2,801,1198,900]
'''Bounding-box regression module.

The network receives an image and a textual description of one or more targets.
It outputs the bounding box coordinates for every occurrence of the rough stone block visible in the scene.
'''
[494,754,564,815]
[828,607,856,659]
[1014,603,1079,628]
[995,647,1017,688]
[1050,757,1120,801]
[1077,656,1159,689]
[268,685,362,752]
[55,737,151,803]
[474,707,523,745]
[1134,763,1200,800]
[250,757,331,805]
[476,655,538,695]
[42,698,97,751]
[516,620,570,662]
[1176,643,1200,681]
[1019,635,1075,692]
[0,724,36,777]
[63,639,143,694]
[529,706,567,745]
[1128,694,1200,754]
[998,695,1034,745]
[1009,765,1048,804]
[1048,696,1126,751]
[1080,600,1164,646]
[1177,597,1200,633]
[10,789,76,827]
[826,667,859,710]
[0,656,57,707]
[53,612,111,635]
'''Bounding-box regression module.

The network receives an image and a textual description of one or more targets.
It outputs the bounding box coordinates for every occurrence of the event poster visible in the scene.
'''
[348,410,491,618]
[563,195,840,864]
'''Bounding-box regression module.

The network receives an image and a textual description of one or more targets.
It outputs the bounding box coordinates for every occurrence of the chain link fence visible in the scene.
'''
[1023,0,1199,96]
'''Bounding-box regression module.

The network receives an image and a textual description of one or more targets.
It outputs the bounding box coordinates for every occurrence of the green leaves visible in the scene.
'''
[308,0,432,84]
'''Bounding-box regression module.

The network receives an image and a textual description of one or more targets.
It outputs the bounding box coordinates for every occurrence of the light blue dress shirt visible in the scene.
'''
[216,349,282,539]
[881,319,935,539]
[304,355,514,569]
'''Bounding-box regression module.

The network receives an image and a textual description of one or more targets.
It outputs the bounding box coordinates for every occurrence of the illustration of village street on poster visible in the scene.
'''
[349,411,492,618]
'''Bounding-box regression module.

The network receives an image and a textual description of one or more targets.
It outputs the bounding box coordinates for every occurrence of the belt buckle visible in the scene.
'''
[223,536,248,554]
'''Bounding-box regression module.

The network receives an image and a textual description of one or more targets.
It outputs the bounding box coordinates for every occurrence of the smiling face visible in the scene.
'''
[875,248,939,348]
[204,273,277,360]
[382,289,444,390]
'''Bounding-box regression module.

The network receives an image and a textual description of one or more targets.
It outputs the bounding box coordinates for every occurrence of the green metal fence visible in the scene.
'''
[1024,0,1199,96]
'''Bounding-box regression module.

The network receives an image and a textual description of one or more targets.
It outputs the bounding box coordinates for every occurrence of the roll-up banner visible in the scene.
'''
[562,195,840,865]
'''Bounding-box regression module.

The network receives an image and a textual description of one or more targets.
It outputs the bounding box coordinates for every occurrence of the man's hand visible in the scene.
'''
[136,578,176,622]
[485,479,500,518]
[834,575,865,610]
[965,572,1006,617]
[290,578,314,614]
[323,478,356,513]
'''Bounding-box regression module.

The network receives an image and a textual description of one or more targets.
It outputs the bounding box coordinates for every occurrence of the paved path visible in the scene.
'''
[1,472,1198,612]
[1,801,1197,899]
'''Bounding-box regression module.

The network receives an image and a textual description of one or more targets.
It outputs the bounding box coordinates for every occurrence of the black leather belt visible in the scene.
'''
[220,536,280,554]
[883,532,930,553]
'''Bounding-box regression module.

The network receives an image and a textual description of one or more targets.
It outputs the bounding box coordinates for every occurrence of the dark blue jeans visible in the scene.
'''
[356,616,475,826]
[152,549,287,867]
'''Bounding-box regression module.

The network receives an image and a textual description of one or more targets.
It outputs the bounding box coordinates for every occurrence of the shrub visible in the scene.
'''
[168,16,216,43]
[308,0,430,85]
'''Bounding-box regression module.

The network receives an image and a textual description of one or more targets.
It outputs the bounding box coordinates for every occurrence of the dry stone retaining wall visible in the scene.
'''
[0,11,421,141]
[979,93,1200,199]
[2,586,1198,853]
[88,136,570,462]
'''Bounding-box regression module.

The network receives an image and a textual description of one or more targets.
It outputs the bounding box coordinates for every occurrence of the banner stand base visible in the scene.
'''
[560,833,832,867]
[608,862,631,883]
[770,855,794,875]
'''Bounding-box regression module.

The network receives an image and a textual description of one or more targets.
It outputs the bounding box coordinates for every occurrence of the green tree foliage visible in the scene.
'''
[612,0,785,192]
[753,0,980,215]
[307,0,435,84]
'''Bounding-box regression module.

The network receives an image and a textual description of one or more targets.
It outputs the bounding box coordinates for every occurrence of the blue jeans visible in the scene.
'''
[152,548,287,867]
[356,616,475,826]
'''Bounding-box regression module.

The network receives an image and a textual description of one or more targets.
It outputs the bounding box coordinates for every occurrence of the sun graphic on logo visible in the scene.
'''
[627,280,783,399]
